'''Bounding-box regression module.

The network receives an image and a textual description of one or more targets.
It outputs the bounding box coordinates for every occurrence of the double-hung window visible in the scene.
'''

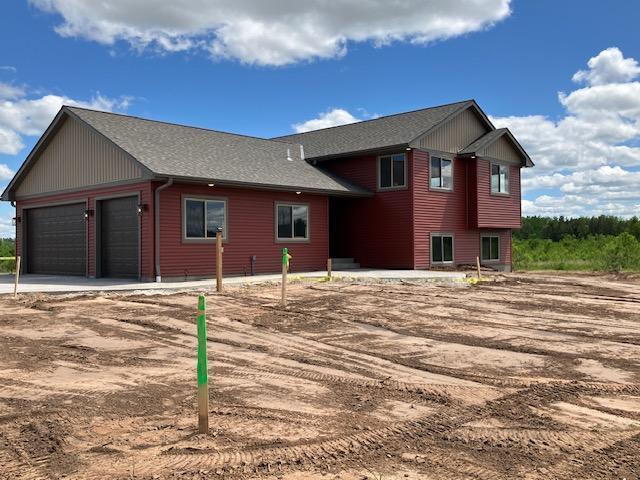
[430,156,453,190]
[481,236,500,261]
[432,234,454,264]
[184,198,227,239]
[277,204,309,240]
[491,163,509,194]
[378,153,406,189]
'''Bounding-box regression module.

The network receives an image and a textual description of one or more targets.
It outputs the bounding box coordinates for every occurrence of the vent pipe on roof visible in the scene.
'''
[286,148,293,162]
[300,145,305,161]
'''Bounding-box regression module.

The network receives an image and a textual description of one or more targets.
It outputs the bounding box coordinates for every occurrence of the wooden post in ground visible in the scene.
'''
[215,229,223,292]
[13,256,21,298]
[196,295,209,434]
[476,256,481,280]
[327,258,332,279]
[281,248,291,307]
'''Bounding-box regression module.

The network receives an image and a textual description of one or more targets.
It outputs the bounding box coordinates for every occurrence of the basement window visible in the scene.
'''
[431,234,454,264]
[491,163,510,194]
[378,153,406,189]
[430,156,453,190]
[184,198,227,240]
[481,236,500,261]
[277,203,309,241]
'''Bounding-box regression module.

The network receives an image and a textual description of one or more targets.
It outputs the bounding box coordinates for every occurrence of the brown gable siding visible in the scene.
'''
[417,107,489,153]
[481,135,523,164]
[16,116,142,198]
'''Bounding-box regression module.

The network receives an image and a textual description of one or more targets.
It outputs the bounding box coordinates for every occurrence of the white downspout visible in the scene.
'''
[154,178,173,282]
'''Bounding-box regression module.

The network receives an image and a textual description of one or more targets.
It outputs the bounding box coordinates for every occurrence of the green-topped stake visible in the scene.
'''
[281,248,292,307]
[196,294,209,433]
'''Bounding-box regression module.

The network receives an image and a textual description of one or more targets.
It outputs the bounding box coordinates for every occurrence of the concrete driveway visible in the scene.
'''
[0,269,467,295]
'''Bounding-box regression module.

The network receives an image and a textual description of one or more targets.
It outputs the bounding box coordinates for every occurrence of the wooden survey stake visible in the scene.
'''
[476,256,481,280]
[281,248,291,307]
[327,258,332,279]
[196,295,209,434]
[216,229,223,292]
[13,256,21,298]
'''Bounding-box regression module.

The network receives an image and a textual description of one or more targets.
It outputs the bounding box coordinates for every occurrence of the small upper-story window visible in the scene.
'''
[378,153,406,189]
[277,203,309,240]
[491,163,510,194]
[185,198,227,239]
[430,156,453,190]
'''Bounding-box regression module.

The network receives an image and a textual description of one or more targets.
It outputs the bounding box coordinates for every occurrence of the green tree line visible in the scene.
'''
[0,238,16,273]
[513,216,640,272]
[515,215,640,241]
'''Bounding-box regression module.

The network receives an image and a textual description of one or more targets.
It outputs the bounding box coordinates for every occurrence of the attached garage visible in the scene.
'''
[25,202,87,275]
[97,196,139,278]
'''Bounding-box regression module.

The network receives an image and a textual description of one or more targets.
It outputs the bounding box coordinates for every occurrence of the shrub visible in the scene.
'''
[601,233,640,273]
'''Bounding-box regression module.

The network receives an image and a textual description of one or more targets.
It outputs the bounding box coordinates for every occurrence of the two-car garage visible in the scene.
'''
[23,196,140,279]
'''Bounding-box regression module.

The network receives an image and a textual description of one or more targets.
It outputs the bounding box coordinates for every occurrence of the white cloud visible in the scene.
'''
[0,164,15,181]
[293,108,362,133]
[0,215,14,238]
[572,47,640,86]
[495,47,640,218]
[29,0,511,66]
[0,83,26,100]
[0,66,17,73]
[0,89,129,155]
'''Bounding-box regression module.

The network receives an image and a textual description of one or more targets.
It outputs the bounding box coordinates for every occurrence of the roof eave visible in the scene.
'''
[306,144,410,163]
[152,174,373,197]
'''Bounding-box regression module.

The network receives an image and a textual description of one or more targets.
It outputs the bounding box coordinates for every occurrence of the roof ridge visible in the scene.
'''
[64,105,302,146]
[272,99,475,139]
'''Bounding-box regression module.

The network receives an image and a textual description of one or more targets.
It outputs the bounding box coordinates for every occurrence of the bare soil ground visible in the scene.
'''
[0,272,639,480]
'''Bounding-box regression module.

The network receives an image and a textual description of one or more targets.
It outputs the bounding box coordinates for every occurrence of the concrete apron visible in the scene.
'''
[0,269,468,295]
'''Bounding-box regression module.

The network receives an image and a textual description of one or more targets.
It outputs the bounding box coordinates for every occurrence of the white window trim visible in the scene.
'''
[480,234,501,262]
[430,232,455,265]
[377,153,407,191]
[429,155,454,192]
[490,162,510,195]
[275,202,310,243]
[183,196,228,242]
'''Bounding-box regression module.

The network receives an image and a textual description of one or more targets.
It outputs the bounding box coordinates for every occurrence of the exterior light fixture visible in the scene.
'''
[406,147,411,151]
[11,217,16,226]
[295,191,301,195]
[137,203,147,216]
[84,208,94,219]
[208,183,215,187]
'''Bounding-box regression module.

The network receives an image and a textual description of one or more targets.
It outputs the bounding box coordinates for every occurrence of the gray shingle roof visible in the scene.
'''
[274,100,473,160]
[65,107,370,196]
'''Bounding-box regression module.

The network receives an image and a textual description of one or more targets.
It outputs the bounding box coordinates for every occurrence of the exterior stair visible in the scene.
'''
[330,257,360,270]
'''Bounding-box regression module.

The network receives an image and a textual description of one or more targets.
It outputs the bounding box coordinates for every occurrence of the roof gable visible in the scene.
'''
[413,104,491,153]
[15,115,143,198]
[460,128,533,167]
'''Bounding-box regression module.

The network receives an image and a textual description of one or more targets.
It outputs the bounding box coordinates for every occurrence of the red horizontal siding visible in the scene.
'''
[157,183,328,278]
[475,160,521,229]
[16,182,154,279]
[322,154,414,268]
[412,150,513,268]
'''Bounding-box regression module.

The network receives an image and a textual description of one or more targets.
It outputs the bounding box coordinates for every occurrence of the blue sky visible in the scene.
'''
[1,0,639,235]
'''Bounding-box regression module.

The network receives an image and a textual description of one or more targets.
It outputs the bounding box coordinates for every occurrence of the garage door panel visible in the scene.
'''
[100,196,139,278]
[26,203,87,275]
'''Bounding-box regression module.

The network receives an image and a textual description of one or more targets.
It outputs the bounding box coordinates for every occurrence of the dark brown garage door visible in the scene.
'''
[98,196,139,278]
[26,203,87,275]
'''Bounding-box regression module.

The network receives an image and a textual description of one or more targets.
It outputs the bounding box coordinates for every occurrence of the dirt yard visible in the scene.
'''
[0,272,639,480]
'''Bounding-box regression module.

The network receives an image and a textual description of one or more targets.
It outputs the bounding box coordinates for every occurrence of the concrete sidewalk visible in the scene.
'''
[0,269,467,295]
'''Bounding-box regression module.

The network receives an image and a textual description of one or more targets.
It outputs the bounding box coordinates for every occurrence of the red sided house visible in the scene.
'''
[1,100,533,281]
